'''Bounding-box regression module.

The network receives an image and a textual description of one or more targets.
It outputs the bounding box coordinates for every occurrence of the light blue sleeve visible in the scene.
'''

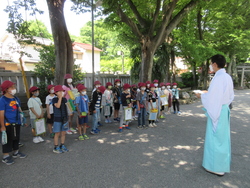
[75,96,80,104]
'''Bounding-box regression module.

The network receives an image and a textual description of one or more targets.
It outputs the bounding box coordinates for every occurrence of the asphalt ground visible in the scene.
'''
[0,89,249,188]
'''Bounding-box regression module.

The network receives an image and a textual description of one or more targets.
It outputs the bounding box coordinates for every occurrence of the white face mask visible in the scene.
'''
[108,86,112,89]
[9,89,17,96]
[167,86,171,89]
[173,86,177,89]
[127,89,130,92]
[154,83,158,87]
[82,91,87,95]
[34,92,39,97]
[162,86,165,90]
[117,83,121,86]
[50,90,54,94]
[209,64,214,72]
[147,84,150,87]
[96,85,100,88]
[67,78,73,83]
[61,92,65,96]
[141,87,146,91]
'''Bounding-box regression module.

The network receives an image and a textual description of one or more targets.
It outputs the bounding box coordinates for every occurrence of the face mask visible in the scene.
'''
[50,90,54,94]
[67,78,72,83]
[127,89,130,92]
[82,91,87,95]
[141,87,146,91]
[147,84,150,87]
[117,83,121,86]
[154,83,158,87]
[34,92,39,97]
[173,86,177,89]
[9,89,17,96]
[96,85,100,88]
[61,92,65,96]
[108,86,112,89]
[167,86,171,89]
[209,64,214,72]
[162,86,165,90]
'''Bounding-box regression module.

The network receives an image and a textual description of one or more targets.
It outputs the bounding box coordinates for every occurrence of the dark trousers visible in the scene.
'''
[2,124,20,153]
[173,99,180,112]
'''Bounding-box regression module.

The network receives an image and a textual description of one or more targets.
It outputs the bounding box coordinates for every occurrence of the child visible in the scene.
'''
[62,74,77,135]
[45,85,55,138]
[136,83,148,129]
[112,79,122,122]
[0,80,27,165]
[89,86,106,134]
[131,84,138,120]
[118,83,132,132]
[103,82,113,123]
[166,83,172,114]
[92,80,103,127]
[172,83,181,115]
[153,80,161,121]
[145,81,151,93]
[27,86,44,144]
[75,84,90,141]
[52,85,69,153]
[159,83,166,119]
[148,83,158,127]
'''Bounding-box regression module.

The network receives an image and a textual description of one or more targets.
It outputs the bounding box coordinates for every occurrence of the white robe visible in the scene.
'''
[201,69,234,132]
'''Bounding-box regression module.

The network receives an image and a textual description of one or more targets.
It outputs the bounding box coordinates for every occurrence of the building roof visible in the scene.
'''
[73,42,102,52]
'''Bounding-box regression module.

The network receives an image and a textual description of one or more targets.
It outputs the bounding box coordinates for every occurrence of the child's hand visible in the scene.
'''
[93,110,96,114]
[36,115,40,119]
[47,114,51,119]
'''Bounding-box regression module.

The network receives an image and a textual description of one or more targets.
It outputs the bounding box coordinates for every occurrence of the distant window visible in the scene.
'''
[74,53,83,59]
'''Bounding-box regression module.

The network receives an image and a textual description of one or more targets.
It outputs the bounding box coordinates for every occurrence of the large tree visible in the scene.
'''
[101,0,206,82]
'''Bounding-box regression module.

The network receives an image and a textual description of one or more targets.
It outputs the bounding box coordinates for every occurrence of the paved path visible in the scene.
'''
[1,89,250,188]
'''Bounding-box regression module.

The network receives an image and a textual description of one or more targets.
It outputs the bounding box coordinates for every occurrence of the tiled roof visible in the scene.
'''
[72,42,102,52]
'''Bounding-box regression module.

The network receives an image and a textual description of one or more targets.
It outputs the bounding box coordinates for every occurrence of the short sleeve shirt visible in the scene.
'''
[75,95,89,113]
[45,94,55,114]
[136,91,148,107]
[27,97,42,119]
[0,96,21,124]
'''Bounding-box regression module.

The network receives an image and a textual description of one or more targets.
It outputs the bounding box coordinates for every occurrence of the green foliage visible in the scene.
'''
[175,81,186,88]
[180,72,197,88]
[33,45,85,102]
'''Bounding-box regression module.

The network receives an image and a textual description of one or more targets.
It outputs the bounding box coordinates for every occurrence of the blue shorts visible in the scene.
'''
[53,121,69,133]
[79,116,88,124]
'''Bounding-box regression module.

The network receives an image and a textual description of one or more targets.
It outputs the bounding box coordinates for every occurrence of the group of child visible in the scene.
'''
[0,75,181,164]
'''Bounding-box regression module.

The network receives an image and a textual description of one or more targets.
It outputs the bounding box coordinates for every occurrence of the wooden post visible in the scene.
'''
[19,57,30,98]
[241,67,245,88]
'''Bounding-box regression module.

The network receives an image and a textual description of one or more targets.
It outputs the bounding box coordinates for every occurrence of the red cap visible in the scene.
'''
[106,82,112,87]
[153,79,159,83]
[146,81,151,84]
[131,84,136,88]
[77,84,87,92]
[98,86,106,94]
[160,82,165,87]
[54,85,64,93]
[114,79,121,83]
[75,83,82,88]
[64,74,72,79]
[150,83,156,88]
[94,80,101,85]
[166,83,171,86]
[1,80,15,93]
[123,83,131,90]
[29,86,40,93]
[172,83,177,86]
[47,85,55,91]
[139,83,146,88]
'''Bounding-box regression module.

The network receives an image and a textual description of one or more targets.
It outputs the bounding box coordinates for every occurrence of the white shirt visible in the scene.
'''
[45,94,55,114]
[201,69,234,132]
[27,97,42,119]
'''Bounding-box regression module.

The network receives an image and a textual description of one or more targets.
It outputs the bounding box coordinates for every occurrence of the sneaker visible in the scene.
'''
[153,123,157,127]
[118,129,123,132]
[13,152,27,159]
[66,130,73,135]
[149,123,154,128]
[83,134,90,139]
[108,119,112,123]
[70,128,77,133]
[60,145,69,152]
[178,111,181,115]
[137,125,143,129]
[2,156,14,165]
[98,122,103,126]
[18,143,24,147]
[78,135,84,141]
[96,128,101,132]
[160,115,165,119]
[50,133,55,138]
[125,126,131,130]
[37,136,44,142]
[173,111,176,114]
[33,137,40,144]
[53,146,63,154]
[142,125,148,129]
[90,130,98,135]
[105,119,109,123]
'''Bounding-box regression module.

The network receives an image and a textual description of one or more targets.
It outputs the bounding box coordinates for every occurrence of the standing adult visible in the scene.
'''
[196,54,234,176]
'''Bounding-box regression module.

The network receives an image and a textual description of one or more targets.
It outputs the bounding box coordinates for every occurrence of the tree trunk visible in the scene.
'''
[170,49,175,82]
[230,54,238,86]
[140,36,156,82]
[203,59,209,89]
[191,62,197,89]
[46,0,73,85]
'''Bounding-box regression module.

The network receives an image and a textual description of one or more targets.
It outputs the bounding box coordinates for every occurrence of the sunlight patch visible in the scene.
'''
[173,145,200,151]
[221,181,239,188]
